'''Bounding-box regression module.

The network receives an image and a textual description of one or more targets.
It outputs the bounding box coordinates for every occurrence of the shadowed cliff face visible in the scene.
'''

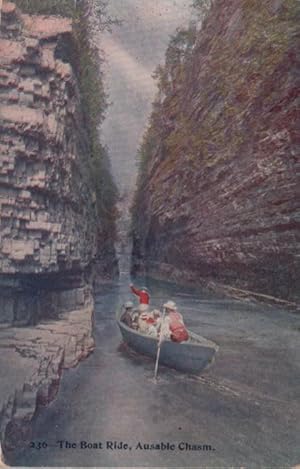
[132,0,300,303]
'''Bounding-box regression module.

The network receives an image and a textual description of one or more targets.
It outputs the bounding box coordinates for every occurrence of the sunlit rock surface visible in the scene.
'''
[132,0,299,304]
[0,5,104,277]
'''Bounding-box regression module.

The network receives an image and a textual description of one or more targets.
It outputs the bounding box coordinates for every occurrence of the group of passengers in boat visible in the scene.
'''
[121,284,189,343]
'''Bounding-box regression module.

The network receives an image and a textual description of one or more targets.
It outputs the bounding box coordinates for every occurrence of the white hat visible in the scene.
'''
[163,300,177,310]
[124,301,134,309]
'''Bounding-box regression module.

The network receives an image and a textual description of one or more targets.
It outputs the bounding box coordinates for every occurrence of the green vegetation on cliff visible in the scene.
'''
[132,20,198,222]
[133,0,298,214]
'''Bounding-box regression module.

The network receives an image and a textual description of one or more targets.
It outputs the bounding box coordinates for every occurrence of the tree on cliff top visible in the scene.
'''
[152,23,197,99]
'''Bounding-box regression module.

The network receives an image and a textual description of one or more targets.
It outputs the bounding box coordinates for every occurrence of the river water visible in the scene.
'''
[13,275,300,467]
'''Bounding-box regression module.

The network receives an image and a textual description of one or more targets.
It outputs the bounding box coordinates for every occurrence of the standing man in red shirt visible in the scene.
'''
[130,283,150,312]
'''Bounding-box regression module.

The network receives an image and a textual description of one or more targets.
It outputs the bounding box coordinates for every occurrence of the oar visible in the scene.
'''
[154,307,167,380]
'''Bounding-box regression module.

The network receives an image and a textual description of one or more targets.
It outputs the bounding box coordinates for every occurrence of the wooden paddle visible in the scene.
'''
[154,307,167,380]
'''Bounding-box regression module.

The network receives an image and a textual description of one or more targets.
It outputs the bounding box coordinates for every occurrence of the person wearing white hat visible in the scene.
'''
[163,300,178,312]
[121,301,135,328]
[159,300,189,343]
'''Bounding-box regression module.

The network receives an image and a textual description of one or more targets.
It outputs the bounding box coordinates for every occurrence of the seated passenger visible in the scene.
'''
[137,311,151,333]
[121,301,134,328]
[131,309,140,330]
[160,300,189,343]
[145,310,161,337]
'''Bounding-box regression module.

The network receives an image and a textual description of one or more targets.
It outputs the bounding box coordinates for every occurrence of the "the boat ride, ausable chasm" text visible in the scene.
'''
[30,440,216,452]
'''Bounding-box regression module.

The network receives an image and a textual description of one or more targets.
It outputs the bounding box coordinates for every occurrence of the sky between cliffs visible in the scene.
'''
[100,0,191,194]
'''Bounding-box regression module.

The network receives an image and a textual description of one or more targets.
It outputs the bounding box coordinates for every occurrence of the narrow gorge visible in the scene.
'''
[0,1,117,462]
[132,0,299,306]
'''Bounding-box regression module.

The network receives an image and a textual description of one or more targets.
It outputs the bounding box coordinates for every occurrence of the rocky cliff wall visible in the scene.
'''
[132,0,299,304]
[0,2,117,324]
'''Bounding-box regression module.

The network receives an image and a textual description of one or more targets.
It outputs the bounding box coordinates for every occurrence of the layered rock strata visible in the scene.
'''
[0,2,117,320]
[0,3,111,281]
[132,0,299,304]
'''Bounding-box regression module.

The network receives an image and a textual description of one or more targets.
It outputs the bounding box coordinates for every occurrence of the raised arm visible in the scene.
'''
[130,284,141,297]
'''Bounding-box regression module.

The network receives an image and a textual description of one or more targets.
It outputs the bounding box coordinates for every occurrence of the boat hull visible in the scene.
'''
[117,314,218,374]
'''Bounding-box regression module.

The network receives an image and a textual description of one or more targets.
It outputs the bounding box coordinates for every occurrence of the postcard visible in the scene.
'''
[0,0,299,467]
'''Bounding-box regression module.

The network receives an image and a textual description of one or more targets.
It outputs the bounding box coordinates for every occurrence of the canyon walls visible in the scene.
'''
[132,0,299,304]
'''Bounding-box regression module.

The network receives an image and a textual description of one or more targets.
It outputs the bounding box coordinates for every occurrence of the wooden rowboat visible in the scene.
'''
[116,309,218,374]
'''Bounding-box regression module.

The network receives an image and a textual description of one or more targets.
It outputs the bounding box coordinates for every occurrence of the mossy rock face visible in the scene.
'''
[132,0,299,301]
